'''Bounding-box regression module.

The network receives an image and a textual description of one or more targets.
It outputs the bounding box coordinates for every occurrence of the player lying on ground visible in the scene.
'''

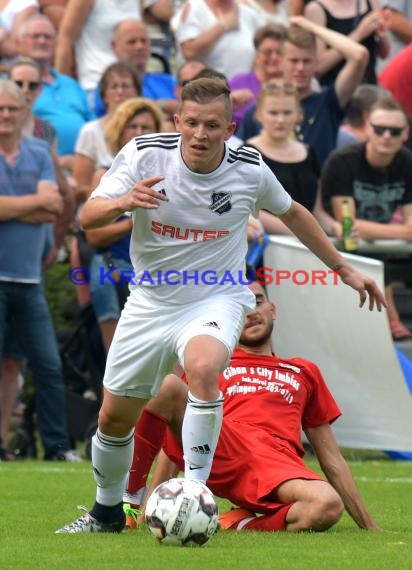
[123,281,380,532]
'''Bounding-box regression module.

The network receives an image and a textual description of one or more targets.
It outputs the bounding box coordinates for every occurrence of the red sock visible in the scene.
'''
[243,505,291,531]
[127,408,168,494]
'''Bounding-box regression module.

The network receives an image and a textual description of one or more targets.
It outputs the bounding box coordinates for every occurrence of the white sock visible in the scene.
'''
[92,428,134,506]
[182,391,224,482]
[123,486,147,506]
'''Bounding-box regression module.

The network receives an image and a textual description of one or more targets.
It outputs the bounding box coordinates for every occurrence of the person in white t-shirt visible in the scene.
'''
[55,77,386,534]
[54,0,172,101]
[172,0,262,78]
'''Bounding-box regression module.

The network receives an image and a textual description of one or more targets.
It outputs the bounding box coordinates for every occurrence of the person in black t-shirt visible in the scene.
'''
[322,96,412,340]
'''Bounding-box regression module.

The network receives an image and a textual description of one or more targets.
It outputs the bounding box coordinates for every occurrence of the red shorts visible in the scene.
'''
[164,420,324,514]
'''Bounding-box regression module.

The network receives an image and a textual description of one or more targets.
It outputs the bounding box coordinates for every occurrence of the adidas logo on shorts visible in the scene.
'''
[203,321,220,329]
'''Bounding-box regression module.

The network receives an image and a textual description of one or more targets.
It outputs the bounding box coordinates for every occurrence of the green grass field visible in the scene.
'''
[1,457,412,570]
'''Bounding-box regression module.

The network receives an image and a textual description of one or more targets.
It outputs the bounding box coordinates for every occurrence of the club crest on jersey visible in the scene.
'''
[209,191,232,215]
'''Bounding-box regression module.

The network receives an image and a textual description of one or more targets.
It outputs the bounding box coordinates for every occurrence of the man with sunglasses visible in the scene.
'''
[322,96,412,341]
[17,14,93,168]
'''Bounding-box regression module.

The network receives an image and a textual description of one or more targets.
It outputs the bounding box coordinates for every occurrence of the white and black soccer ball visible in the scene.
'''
[145,478,219,546]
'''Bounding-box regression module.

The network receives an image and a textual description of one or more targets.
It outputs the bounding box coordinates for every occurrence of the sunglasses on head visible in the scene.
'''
[261,80,296,94]
[14,80,41,91]
[370,124,405,137]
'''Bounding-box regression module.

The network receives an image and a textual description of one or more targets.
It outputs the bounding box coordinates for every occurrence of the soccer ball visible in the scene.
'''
[145,478,219,546]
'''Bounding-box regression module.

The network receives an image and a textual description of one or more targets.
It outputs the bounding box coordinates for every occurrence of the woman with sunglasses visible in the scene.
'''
[246,79,341,237]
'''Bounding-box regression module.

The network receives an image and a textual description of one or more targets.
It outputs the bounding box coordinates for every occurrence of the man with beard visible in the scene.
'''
[123,280,379,532]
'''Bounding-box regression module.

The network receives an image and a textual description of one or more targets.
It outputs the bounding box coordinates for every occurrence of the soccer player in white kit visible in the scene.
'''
[56,78,386,533]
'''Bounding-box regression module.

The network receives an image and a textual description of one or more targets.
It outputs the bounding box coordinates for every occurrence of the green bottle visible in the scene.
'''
[342,199,358,252]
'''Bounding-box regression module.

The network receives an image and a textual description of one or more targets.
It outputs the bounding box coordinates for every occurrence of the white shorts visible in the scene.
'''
[103,287,247,399]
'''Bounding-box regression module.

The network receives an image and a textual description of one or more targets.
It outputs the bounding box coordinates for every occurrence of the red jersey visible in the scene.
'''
[220,348,341,457]
[164,348,342,512]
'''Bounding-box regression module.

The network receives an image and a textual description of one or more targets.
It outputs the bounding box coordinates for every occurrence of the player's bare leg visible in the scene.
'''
[277,479,344,531]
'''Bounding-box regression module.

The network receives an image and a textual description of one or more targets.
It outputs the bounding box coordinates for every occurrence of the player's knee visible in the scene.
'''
[98,408,134,436]
[309,491,344,531]
[184,360,221,400]
[185,356,221,381]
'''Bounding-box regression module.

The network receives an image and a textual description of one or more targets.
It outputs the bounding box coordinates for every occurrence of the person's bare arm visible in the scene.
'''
[259,209,292,235]
[0,181,63,221]
[290,15,369,108]
[73,153,97,204]
[278,200,387,310]
[370,0,390,59]
[84,170,133,249]
[179,2,239,60]
[51,152,76,248]
[304,2,388,76]
[0,6,38,58]
[18,211,58,223]
[289,0,306,16]
[261,188,341,238]
[381,6,412,44]
[305,424,380,530]
[145,449,180,511]
[80,175,167,229]
[83,167,127,248]
[144,0,173,24]
[331,197,412,241]
[39,2,67,30]
[312,186,342,237]
[54,0,94,75]
[85,217,133,249]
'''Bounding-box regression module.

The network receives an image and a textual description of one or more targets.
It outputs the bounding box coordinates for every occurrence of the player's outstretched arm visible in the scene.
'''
[278,201,387,311]
[305,424,381,530]
[143,450,180,515]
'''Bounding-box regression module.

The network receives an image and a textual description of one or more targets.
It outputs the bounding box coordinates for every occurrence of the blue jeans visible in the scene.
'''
[90,253,132,322]
[0,282,70,456]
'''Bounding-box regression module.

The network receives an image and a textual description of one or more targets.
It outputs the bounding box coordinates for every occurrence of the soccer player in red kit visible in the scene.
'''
[124,280,379,532]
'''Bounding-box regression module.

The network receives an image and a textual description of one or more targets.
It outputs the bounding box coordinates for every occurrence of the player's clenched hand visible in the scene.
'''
[120,176,167,211]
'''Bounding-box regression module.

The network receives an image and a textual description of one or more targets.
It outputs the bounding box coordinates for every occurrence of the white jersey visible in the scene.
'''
[91,133,292,306]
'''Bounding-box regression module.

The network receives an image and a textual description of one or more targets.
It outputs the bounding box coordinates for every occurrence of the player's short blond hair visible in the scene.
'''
[179,78,232,122]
